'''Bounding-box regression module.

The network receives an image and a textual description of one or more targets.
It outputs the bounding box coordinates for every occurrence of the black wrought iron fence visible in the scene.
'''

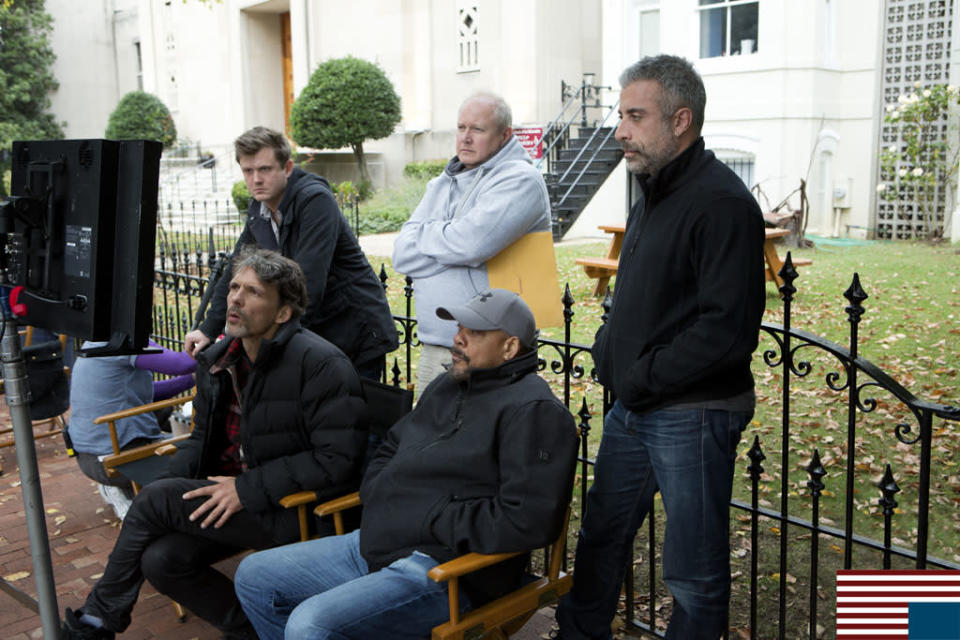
[151,252,960,639]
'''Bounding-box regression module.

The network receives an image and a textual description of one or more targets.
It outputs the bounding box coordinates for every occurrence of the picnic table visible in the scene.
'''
[575,224,812,296]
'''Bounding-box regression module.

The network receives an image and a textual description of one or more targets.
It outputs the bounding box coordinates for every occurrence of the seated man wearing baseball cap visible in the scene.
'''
[234,289,579,639]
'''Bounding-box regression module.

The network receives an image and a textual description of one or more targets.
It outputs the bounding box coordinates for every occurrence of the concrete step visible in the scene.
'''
[557,148,621,163]
[565,136,621,152]
[552,158,620,175]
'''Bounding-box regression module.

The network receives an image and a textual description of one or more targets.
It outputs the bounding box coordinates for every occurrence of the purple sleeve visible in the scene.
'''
[135,340,198,376]
[152,374,196,402]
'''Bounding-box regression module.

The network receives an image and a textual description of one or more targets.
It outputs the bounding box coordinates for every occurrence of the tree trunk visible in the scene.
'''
[351,142,370,187]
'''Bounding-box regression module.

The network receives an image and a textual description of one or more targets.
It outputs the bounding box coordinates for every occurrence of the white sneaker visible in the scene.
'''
[97,483,133,521]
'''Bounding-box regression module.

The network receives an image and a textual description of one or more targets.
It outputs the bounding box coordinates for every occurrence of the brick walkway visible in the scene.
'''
[0,403,559,639]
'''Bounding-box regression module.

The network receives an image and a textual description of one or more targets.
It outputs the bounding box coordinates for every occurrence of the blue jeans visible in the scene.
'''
[234,530,463,639]
[558,401,749,640]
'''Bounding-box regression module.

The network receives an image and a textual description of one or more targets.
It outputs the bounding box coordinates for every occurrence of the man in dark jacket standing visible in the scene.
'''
[557,56,765,639]
[234,289,579,640]
[62,249,368,639]
[185,126,397,380]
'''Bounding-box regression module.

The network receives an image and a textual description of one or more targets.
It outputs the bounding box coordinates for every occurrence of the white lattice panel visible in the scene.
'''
[877,0,953,239]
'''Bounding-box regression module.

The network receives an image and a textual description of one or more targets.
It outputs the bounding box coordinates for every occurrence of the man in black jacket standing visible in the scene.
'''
[185,126,397,380]
[62,249,368,639]
[557,55,765,639]
[234,289,578,640]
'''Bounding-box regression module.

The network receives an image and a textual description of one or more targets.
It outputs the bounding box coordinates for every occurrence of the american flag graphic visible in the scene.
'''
[837,570,960,639]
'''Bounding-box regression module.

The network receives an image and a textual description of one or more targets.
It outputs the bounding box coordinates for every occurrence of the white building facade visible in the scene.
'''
[44,0,960,240]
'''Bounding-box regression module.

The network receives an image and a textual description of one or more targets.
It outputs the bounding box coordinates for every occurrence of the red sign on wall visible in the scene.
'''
[513,126,543,160]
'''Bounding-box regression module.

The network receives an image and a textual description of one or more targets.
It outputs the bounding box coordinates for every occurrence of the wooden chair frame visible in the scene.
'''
[97,392,197,493]
[310,493,573,640]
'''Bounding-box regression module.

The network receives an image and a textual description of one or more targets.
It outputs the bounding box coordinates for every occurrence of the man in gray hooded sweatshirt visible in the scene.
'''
[392,92,551,391]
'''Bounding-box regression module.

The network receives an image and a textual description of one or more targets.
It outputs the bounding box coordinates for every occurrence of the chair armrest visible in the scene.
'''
[313,491,361,537]
[93,392,196,425]
[280,490,321,543]
[279,490,318,509]
[154,443,180,457]
[314,491,361,517]
[101,434,191,469]
[427,551,524,584]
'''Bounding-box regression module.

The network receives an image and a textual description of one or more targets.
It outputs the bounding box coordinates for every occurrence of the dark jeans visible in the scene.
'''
[82,477,299,637]
[557,401,750,640]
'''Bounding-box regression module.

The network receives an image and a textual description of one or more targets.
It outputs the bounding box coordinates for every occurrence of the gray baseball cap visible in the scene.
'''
[436,289,539,348]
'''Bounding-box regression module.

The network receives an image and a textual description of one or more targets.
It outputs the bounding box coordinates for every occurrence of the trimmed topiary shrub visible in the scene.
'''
[290,56,401,187]
[105,91,177,147]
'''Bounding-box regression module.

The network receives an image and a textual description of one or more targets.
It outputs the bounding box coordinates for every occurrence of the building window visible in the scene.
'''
[457,4,479,73]
[698,0,759,58]
[134,40,143,91]
[718,153,755,188]
[638,6,660,57]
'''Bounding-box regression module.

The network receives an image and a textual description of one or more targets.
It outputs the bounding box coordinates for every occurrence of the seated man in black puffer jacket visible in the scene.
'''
[61,249,368,640]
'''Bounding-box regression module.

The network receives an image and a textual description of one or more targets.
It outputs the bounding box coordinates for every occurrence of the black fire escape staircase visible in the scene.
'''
[539,77,623,239]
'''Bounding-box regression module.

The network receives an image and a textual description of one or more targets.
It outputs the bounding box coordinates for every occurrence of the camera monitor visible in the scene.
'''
[0,139,161,352]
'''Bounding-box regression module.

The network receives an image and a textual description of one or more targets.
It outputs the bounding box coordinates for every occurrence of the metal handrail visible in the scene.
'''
[540,90,581,148]
[537,93,582,171]
[537,77,612,172]
[554,101,620,208]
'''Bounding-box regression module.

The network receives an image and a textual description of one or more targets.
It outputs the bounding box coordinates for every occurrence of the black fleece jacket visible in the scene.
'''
[166,320,368,515]
[592,138,765,414]
[358,350,578,605]
[200,168,398,366]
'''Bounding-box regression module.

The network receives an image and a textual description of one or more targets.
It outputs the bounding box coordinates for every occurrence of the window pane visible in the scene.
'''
[700,7,726,58]
[731,3,759,54]
[639,10,660,57]
[720,157,755,187]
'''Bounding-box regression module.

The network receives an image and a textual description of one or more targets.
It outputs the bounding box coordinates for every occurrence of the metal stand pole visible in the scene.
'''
[0,314,60,638]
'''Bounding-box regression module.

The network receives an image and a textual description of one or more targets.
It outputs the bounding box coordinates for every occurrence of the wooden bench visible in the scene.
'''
[574,224,625,296]
[575,257,619,297]
[576,224,813,295]
[763,228,813,287]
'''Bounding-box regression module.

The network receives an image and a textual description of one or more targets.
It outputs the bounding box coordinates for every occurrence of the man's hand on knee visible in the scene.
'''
[183,476,243,529]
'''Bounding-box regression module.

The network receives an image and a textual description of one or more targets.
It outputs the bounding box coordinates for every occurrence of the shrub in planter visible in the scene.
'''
[105,91,177,148]
[231,180,251,215]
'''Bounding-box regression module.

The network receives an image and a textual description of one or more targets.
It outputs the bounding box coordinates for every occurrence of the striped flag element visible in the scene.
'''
[837,570,960,639]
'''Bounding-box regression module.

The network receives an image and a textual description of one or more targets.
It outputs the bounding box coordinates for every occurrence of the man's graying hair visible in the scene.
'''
[234,126,292,166]
[231,248,308,318]
[620,55,706,134]
[461,92,512,132]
